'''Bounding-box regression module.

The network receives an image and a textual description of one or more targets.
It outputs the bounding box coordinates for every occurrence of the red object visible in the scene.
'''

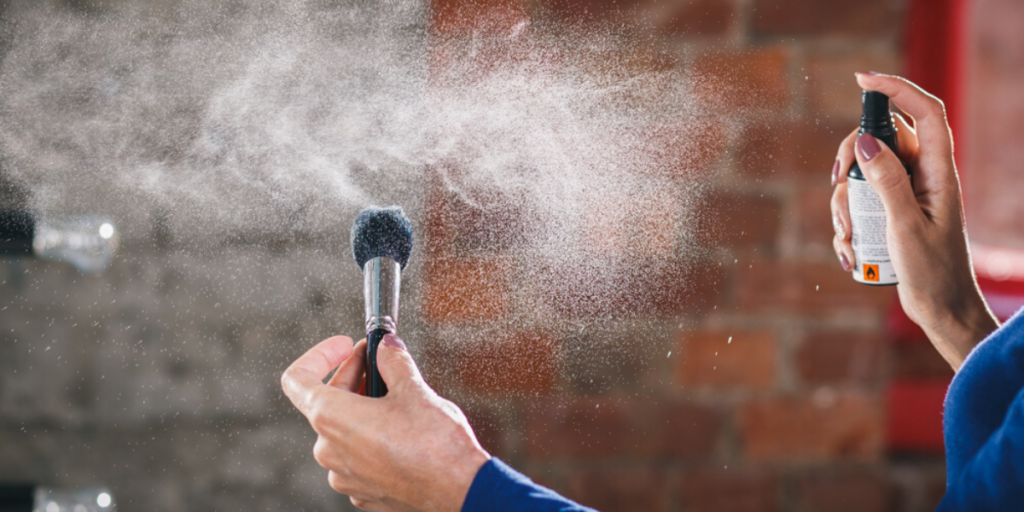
[904,0,968,161]
[886,379,950,452]
[885,0,968,454]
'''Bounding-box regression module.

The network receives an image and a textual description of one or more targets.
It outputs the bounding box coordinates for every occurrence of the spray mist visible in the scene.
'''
[847,91,911,286]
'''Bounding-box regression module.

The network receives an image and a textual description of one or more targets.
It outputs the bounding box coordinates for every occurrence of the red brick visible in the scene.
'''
[541,257,726,319]
[641,121,727,179]
[886,463,948,512]
[969,0,1024,248]
[580,189,631,257]
[676,468,780,512]
[565,469,668,512]
[571,42,677,109]
[463,407,507,457]
[660,402,724,457]
[738,118,854,180]
[578,180,688,258]
[635,184,685,258]
[456,331,559,394]
[795,330,883,386]
[427,24,563,86]
[797,185,839,251]
[751,0,901,37]
[524,399,721,460]
[739,393,884,462]
[430,0,527,36]
[697,191,782,248]
[561,333,646,394]
[676,330,776,389]
[425,183,531,254]
[733,257,893,314]
[736,122,785,178]
[692,49,790,112]
[798,470,892,512]
[806,51,902,121]
[789,119,856,176]
[544,0,625,22]
[892,343,954,379]
[641,0,737,37]
[423,255,512,324]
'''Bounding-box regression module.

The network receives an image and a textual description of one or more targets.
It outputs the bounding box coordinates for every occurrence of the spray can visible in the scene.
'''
[848,91,911,286]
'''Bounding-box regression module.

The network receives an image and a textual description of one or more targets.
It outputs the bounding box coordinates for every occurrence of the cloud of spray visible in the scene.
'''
[0,0,713,247]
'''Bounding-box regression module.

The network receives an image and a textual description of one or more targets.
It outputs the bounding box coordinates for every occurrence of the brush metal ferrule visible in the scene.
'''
[363,256,401,334]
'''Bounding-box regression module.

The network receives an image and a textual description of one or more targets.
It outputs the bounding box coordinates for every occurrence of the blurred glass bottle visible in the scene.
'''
[0,211,119,274]
[0,484,115,512]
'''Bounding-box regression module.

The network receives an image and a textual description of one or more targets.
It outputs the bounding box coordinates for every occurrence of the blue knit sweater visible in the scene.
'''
[937,307,1024,510]
[463,308,1024,512]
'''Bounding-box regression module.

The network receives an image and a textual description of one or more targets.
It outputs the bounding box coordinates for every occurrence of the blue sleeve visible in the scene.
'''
[461,458,597,512]
[943,307,1024,485]
[938,386,1024,511]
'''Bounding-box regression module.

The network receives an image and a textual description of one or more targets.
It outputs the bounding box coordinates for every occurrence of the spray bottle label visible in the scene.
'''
[847,176,897,285]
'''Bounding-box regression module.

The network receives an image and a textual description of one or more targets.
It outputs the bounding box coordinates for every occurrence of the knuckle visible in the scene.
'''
[930,96,947,118]
[312,437,332,468]
[327,471,349,493]
[306,391,331,431]
[308,407,325,431]
[867,164,907,194]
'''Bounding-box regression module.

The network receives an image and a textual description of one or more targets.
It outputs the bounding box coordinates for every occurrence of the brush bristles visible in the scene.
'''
[351,205,414,270]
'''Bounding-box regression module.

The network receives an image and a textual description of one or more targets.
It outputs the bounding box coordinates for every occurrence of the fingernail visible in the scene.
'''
[382,334,407,351]
[867,71,880,75]
[856,134,882,162]
[839,253,851,272]
[831,159,840,185]
[833,215,845,239]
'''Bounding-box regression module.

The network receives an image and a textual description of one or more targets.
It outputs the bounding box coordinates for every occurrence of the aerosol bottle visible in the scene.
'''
[847,91,911,285]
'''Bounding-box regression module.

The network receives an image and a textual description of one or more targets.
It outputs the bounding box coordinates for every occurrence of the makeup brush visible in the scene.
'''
[351,206,413,397]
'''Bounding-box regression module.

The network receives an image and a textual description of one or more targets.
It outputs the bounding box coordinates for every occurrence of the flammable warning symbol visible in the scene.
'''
[863,264,879,282]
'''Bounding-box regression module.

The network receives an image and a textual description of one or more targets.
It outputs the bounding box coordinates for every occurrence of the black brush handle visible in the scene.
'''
[366,328,389,397]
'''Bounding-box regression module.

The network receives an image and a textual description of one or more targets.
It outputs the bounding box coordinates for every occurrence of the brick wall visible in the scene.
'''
[0,1,965,512]
[421,1,949,512]
[966,0,1024,249]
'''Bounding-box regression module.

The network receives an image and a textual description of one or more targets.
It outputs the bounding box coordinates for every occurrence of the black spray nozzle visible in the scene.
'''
[862,91,891,121]
[860,90,898,153]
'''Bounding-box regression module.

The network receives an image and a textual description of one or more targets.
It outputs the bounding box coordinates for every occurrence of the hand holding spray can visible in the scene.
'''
[847,90,911,285]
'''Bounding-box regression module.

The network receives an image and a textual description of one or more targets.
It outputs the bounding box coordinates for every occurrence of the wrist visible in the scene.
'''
[922,291,999,371]
[449,448,490,512]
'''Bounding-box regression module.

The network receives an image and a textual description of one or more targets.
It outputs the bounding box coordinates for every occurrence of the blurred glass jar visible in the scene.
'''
[0,485,115,512]
[0,211,119,274]
[34,487,115,512]
[32,216,119,274]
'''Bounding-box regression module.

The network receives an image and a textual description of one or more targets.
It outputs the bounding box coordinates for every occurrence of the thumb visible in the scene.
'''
[376,334,425,395]
[854,133,922,223]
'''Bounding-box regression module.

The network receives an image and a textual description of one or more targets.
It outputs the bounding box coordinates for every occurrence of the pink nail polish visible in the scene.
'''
[839,253,851,272]
[831,159,840,185]
[382,334,407,351]
[856,134,882,161]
